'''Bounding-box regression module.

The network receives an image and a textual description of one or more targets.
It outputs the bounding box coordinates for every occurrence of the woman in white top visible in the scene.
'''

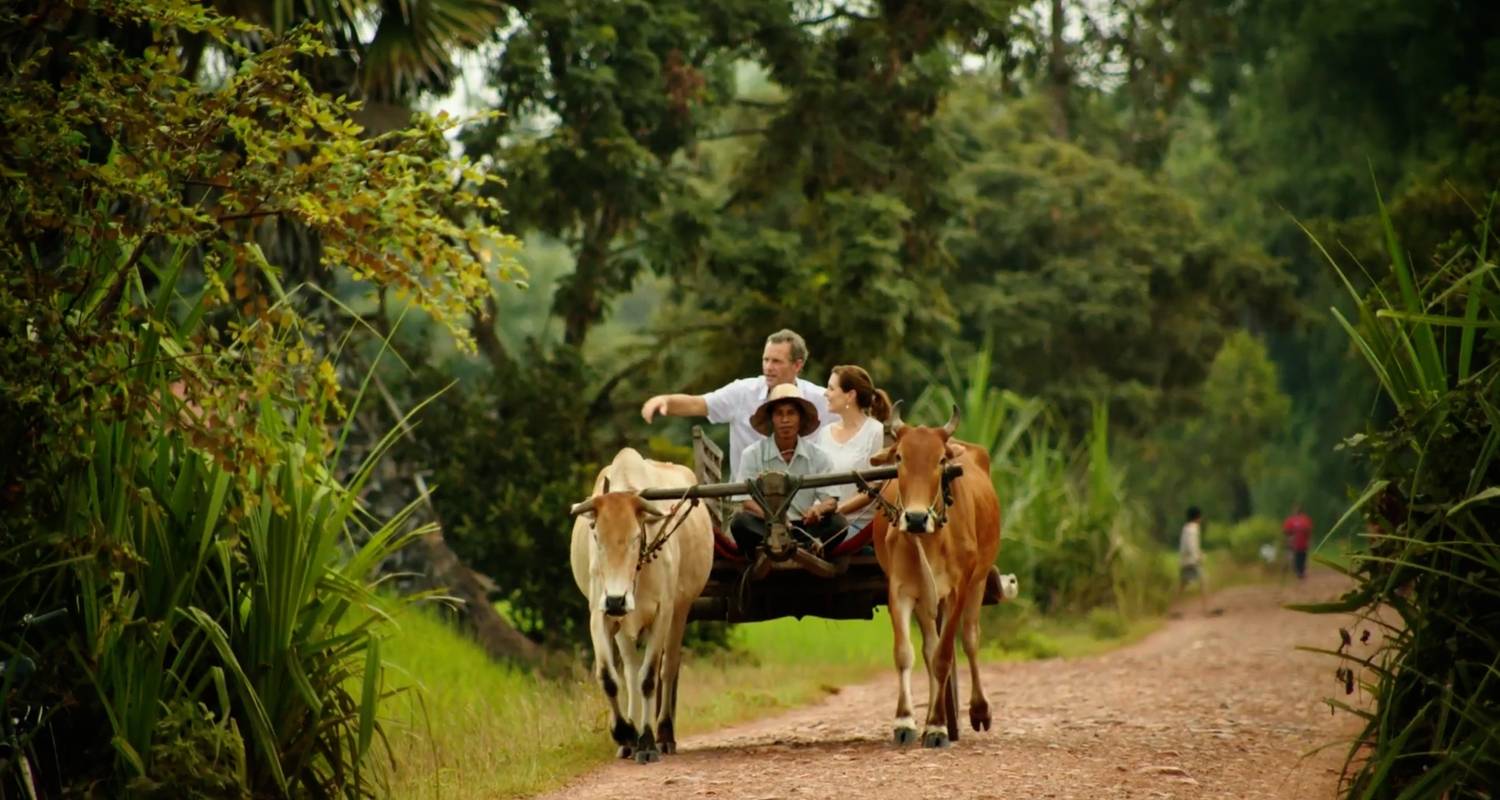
[815,365,892,543]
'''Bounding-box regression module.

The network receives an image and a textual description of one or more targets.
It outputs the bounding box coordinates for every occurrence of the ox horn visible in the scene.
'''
[639,502,667,522]
[942,404,961,437]
[572,473,613,516]
[888,400,906,437]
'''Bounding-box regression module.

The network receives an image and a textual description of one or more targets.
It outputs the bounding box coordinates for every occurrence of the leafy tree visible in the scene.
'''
[1124,332,1292,536]
[1192,331,1292,519]
[1154,0,1500,539]
[461,0,766,350]
[397,347,597,643]
[204,0,507,105]
[647,1,1024,395]
[1202,0,1500,223]
[1,0,510,792]
[1302,195,1500,799]
[939,86,1292,430]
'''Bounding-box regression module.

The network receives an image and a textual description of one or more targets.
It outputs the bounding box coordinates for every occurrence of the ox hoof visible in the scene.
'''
[634,747,661,764]
[922,730,951,749]
[611,719,638,746]
[970,704,992,732]
[893,726,919,747]
[616,745,634,759]
[660,740,677,755]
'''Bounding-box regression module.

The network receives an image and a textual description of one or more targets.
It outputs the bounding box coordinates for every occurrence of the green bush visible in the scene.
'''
[915,350,1175,617]
[0,1,506,793]
[1085,608,1129,640]
[1297,189,1500,797]
[1223,516,1283,566]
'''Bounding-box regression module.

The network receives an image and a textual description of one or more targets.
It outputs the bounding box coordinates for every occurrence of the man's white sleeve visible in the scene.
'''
[703,378,751,425]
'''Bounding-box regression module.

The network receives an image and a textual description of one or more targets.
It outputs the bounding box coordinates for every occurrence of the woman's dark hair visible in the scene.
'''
[1186,506,1202,522]
[831,365,892,422]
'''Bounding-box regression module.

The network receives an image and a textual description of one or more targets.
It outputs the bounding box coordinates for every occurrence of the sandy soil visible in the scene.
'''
[532,570,1373,800]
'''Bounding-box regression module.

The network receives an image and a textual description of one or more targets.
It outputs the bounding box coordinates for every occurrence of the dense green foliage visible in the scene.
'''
[397,350,595,642]
[913,349,1174,616]
[1298,197,1500,798]
[6,0,1499,794]
[941,89,1292,430]
[373,1,1499,661]
[0,0,509,794]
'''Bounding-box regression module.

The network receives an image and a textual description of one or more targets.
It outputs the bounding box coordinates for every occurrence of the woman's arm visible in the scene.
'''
[837,492,874,516]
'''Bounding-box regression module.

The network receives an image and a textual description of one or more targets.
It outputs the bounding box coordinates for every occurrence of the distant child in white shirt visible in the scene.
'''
[1178,506,1208,612]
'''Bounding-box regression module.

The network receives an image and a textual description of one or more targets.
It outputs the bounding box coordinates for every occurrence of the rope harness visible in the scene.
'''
[636,486,700,572]
[853,462,958,530]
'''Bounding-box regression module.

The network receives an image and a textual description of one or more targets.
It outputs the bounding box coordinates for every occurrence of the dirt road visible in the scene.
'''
[534,571,1370,800]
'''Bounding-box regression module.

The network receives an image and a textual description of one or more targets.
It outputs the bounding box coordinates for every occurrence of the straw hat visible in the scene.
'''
[749,383,820,437]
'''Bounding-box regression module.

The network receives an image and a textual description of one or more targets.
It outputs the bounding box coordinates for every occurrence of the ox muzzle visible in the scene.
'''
[903,510,933,534]
[603,594,631,617]
[600,591,636,618]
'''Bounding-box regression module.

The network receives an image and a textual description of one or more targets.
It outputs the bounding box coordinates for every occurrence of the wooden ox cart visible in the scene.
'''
[636,427,1003,624]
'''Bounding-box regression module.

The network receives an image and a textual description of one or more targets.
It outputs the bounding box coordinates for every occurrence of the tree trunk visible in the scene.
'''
[561,206,622,349]
[1231,474,1254,522]
[562,237,605,348]
[414,510,543,665]
[1047,0,1071,141]
[372,374,544,666]
[471,294,514,374]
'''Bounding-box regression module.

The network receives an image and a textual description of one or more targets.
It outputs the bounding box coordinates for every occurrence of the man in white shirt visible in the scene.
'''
[640,329,835,476]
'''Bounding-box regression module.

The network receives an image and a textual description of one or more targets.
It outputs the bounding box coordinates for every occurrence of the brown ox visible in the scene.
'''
[569,448,713,763]
[871,404,1002,748]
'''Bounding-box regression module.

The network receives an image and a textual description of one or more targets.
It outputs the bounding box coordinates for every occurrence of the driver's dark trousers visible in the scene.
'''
[728,510,848,557]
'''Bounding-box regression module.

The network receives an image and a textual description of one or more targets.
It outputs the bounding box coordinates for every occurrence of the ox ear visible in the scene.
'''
[944,440,967,461]
[887,400,906,438]
[870,444,898,466]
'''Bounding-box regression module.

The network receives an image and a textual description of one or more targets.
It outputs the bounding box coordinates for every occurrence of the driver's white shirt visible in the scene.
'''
[702,376,834,476]
[732,437,835,518]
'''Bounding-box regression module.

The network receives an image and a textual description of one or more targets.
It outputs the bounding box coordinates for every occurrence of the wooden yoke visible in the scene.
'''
[756,472,797,560]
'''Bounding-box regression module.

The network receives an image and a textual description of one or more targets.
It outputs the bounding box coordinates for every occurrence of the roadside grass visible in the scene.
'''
[376,596,1169,799]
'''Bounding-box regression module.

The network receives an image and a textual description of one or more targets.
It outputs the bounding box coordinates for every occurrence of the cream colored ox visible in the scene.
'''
[871,404,1002,749]
[569,448,713,763]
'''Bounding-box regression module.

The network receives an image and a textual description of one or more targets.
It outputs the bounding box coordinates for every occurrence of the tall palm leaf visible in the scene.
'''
[210,0,506,103]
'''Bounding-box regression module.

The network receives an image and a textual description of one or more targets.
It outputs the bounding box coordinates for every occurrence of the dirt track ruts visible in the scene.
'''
[532,570,1370,800]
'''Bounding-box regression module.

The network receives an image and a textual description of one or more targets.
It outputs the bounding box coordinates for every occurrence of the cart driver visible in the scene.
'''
[727,383,849,556]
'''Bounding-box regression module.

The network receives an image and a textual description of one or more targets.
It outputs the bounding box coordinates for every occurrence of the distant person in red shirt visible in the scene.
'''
[1282,505,1313,580]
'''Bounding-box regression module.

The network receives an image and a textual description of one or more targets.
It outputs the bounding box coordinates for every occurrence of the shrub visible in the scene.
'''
[1086,608,1129,640]
[0,0,509,793]
[1297,188,1500,797]
[1223,516,1283,566]
[914,351,1174,617]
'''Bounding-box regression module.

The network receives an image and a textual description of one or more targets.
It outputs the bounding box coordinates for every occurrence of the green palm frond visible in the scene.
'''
[362,0,507,100]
